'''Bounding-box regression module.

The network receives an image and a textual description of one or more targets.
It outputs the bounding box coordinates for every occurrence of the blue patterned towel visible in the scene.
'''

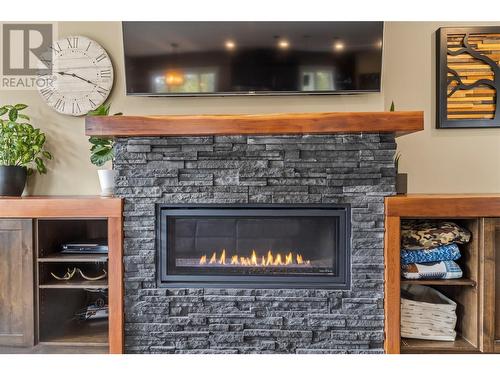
[401,243,461,265]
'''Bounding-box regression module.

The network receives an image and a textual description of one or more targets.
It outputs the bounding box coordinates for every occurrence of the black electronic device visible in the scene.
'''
[61,239,108,254]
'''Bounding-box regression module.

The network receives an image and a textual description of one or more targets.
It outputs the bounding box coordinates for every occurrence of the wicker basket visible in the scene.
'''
[401,284,457,341]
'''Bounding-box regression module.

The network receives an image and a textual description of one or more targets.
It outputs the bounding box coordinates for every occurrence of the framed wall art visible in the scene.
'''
[437,27,500,129]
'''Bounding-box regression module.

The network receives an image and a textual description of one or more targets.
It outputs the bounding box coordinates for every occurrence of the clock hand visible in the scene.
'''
[57,71,97,85]
[57,72,108,92]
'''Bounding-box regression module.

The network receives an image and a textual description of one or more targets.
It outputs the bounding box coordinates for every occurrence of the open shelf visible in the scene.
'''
[38,253,108,263]
[398,218,481,354]
[35,219,111,353]
[401,336,479,354]
[39,320,108,347]
[401,278,476,287]
[39,280,108,289]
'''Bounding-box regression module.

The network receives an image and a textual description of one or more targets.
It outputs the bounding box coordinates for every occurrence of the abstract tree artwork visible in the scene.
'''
[437,27,500,128]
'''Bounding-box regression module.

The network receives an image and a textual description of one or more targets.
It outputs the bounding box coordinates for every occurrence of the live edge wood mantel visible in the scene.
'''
[85,111,424,137]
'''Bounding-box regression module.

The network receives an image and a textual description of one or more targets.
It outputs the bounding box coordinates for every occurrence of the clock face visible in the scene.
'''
[37,36,114,116]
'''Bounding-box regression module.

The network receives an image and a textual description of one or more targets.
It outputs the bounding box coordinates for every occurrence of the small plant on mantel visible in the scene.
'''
[394,151,407,195]
[87,103,122,196]
[0,104,52,196]
[394,151,402,174]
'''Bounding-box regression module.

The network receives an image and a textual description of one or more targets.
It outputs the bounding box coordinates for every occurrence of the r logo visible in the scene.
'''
[2,23,52,76]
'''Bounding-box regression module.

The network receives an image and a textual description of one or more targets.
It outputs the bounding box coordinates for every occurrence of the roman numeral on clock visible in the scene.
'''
[72,102,81,115]
[96,87,109,97]
[50,42,62,53]
[67,37,79,49]
[89,98,96,107]
[95,53,107,62]
[54,99,65,112]
[40,87,54,100]
[100,69,111,78]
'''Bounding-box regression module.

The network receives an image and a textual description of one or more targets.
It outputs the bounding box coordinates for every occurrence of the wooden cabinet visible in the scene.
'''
[0,219,34,347]
[495,221,500,352]
[0,197,123,354]
[384,195,500,354]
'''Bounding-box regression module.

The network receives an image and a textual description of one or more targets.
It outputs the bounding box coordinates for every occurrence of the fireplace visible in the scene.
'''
[157,204,351,289]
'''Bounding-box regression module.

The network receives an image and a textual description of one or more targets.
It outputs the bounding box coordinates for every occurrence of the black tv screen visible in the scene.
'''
[122,21,383,96]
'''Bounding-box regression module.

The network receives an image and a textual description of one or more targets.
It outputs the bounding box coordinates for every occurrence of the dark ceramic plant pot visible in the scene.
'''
[396,173,408,195]
[0,166,27,196]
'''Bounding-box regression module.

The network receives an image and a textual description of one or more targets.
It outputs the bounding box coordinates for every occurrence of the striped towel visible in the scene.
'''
[401,260,463,280]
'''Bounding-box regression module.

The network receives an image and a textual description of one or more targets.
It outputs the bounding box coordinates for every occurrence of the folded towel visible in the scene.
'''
[401,243,461,265]
[401,260,463,280]
[401,220,471,250]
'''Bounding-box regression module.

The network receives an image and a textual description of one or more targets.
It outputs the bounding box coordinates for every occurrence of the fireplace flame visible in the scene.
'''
[199,250,310,267]
[297,254,303,264]
[219,249,226,265]
[266,250,273,266]
[251,250,258,266]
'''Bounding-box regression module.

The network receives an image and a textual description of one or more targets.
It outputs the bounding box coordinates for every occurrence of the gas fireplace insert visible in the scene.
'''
[156,204,351,289]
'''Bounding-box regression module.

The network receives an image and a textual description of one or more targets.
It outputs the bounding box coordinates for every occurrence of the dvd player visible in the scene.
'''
[61,239,108,254]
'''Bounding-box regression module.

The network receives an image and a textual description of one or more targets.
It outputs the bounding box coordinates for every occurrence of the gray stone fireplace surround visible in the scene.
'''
[115,133,396,353]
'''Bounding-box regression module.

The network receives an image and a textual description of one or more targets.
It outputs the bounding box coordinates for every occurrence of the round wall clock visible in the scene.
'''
[37,36,114,116]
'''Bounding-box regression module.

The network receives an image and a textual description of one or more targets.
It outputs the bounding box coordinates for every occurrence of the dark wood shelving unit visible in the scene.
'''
[401,278,476,287]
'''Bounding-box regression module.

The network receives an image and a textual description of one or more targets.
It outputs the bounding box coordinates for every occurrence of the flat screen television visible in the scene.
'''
[122,21,384,96]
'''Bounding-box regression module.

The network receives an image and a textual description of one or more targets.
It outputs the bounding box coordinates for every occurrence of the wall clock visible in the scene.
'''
[37,36,114,116]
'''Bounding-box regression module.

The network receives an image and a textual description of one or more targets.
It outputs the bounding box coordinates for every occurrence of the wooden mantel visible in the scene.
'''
[85,111,424,137]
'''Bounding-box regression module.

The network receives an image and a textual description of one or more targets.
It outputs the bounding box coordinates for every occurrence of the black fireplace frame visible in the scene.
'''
[156,204,351,289]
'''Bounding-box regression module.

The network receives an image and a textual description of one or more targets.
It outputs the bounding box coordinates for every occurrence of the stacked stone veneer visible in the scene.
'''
[114,133,396,354]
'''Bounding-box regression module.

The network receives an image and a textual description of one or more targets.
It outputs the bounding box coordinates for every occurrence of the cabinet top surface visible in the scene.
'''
[0,196,122,218]
[385,194,500,217]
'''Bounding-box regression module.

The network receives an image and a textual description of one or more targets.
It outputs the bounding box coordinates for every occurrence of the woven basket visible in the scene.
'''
[401,284,457,341]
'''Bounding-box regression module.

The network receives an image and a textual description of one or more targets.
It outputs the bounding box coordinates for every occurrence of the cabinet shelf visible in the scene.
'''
[39,319,108,347]
[39,280,108,289]
[401,278,476,287]
[401,336,479,354]
[38,253,108,263]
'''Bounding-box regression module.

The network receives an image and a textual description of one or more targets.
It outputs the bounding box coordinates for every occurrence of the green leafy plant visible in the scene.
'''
[0,104,52,174]
[88,103,122,167]
[390,101,395,112]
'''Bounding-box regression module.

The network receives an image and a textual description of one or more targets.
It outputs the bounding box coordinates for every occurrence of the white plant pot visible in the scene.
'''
[97,169,117,197]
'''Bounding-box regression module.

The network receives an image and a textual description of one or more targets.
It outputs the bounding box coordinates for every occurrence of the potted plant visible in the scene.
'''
[88,103,121,196]
[0,104,52,196]
[395,151,407,195]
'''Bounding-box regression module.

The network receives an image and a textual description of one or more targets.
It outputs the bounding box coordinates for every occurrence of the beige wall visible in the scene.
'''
[384,21,500,193]
[0,21,499,195]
